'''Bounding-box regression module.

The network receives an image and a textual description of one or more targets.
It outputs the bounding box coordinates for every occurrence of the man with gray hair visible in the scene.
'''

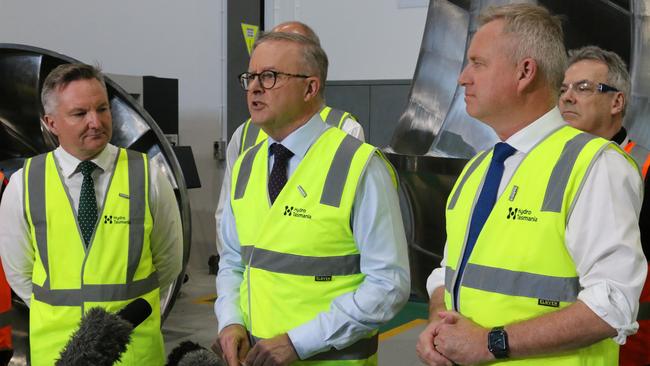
[0,63,182,365]
[417,4,645,365]
[214,31,409,366]
[559,45,650,366]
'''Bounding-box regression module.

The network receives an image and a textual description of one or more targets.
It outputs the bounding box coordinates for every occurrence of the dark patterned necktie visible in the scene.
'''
[78,160,98,247]
[268,143,294,204]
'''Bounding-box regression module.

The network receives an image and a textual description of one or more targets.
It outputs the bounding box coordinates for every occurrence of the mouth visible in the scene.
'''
[249,100,266,110]
[561,111,578,119]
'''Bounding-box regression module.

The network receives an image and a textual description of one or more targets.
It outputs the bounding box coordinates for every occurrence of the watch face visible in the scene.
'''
[489,329,508,358]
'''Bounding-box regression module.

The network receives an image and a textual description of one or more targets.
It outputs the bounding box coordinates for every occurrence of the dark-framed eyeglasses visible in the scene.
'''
[559,80,620,97]
[238,70,310,91]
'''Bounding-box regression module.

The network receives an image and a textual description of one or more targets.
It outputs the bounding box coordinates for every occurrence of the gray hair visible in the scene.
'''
[41,63,107,115]
[568,45,630,115]
[271,21,321,46]
[253,31,328,95]
[480,3,567,94]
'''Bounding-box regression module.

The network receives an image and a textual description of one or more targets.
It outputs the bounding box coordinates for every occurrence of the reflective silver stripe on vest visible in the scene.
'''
[542,133,598,213]
[325,108,346,129]
[444,266,454,294]
[628,143,650,175]
[27,154,50,289]
[252,333,377,361]
[447,151,489,210]
[638,302,650,321]
[32,272,159,306]
[446,264,579,303]
[126,150,146,282]
[234,142,265,200]
[320,134,363,207]
[28,150,158,306]
[241,119,261,153]
[0,311,11,328]
[242,246,360,276]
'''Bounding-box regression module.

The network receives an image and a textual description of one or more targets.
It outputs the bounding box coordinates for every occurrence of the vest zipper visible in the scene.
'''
[246,247,254,344]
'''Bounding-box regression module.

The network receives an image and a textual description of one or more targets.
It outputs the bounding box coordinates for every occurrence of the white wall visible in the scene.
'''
[265,0,428,80]
[0,0,224,269]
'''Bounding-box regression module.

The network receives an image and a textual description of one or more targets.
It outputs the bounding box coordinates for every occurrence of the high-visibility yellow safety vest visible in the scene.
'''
[231,127,395,365]
[445,126,636,365]
[239,106,357,154]
[24,149,164,366]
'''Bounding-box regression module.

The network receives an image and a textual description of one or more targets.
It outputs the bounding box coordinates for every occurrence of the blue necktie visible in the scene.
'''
[453,142,517,309]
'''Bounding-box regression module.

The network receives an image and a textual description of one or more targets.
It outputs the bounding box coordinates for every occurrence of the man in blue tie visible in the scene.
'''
[416,4,646,365]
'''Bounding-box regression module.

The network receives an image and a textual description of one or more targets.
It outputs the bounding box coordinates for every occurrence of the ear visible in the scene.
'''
[303,77,321,101]
[43,114,59,136]
[610,92,625,115]
[516,57,538,93]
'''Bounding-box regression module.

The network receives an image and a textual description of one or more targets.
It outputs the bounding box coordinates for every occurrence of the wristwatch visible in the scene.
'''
[488,326,509,359]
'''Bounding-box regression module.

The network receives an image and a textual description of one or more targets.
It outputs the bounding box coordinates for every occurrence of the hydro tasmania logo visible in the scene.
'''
[506,207,538,222]
[283,205,312,219]
[103,215,129,224]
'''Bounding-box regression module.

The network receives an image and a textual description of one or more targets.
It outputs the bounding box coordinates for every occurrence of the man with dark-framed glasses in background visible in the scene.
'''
[559,45,650,366]
[213,31,409,366]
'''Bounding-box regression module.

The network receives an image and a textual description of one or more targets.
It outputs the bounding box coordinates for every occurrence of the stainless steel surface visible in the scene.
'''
[0,44,191,365]
[389,0,648,298]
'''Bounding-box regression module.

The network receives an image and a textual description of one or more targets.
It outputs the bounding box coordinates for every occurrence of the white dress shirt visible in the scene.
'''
[426,107,647,344]
[0,144,183,305]
[215,113,409,359]
[214,112,364,253]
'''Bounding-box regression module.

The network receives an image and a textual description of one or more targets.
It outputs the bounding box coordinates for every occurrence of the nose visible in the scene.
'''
[86,111,101,128]
[247,74,263,94]
[560,87,576,105]
[458,64,470,87]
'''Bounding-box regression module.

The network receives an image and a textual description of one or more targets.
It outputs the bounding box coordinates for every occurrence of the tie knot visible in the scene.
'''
[270,143,294,163]
[78,161,97,177]
[492,142,516,164]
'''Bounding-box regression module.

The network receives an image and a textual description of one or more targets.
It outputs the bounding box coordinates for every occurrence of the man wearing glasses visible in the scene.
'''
[214,31,409,366]
[559,45,650,366]
[214,21,363,262]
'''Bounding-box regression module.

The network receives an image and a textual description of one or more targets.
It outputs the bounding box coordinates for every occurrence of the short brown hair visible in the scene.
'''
[41,63,107,114]
[480,3,567,93]
[253,32,328,95]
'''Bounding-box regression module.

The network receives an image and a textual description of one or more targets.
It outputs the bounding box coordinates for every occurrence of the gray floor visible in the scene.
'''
[162,267,425,365]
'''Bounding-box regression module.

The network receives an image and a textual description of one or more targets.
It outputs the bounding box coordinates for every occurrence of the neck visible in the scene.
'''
[493,89,556,141]
[264,102,320,142]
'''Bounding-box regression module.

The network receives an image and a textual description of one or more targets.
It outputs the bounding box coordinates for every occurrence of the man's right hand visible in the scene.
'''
[214,324,251,366]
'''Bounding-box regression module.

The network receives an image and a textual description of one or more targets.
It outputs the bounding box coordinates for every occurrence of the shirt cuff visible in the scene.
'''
[215,302,245,334]
[287,321,330,360]
[578,283,639,344]
[426,267,446,297]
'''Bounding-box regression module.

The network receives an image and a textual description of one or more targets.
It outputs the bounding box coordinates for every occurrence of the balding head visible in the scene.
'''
[271,21,320,46]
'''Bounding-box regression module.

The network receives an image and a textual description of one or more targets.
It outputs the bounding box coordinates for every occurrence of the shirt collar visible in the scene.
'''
[54,144,117,178]
[267,112,329,160]
[504,107,567,154]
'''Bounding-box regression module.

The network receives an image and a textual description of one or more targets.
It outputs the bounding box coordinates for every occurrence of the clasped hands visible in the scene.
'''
[416,311,494,365]
[213,324,299,366]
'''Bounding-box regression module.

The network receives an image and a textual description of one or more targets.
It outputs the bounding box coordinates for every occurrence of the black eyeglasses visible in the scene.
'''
[238,70,310,91]
[559,80,620,96]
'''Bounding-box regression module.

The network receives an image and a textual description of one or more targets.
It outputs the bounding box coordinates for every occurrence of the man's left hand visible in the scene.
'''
[434,311,494,365]
[244,333,299,366]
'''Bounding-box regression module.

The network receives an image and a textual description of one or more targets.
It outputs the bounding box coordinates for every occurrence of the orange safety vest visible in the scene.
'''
[0,170,12,351]
[620,141,650,366]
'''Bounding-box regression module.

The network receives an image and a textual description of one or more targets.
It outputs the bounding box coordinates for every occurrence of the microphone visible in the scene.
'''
[56,298,153,366]
[166,341,226,366]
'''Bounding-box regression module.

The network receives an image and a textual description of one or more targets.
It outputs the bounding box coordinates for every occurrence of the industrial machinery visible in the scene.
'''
[386,0,649,299]
[0,44,191,366]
